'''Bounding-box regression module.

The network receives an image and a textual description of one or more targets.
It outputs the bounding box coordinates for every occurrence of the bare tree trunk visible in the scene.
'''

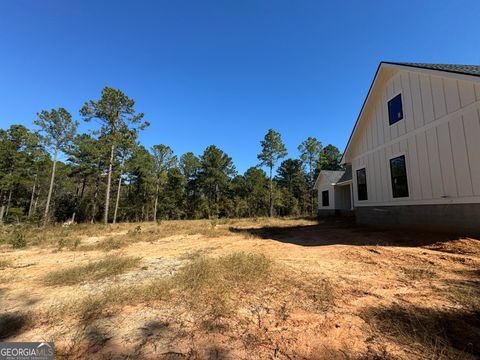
[0,191,6,225]
[113,170,123,224]
[33,187,40,216]
[72,177,87,223]
[91,173,100,224]
[104,143,115,224]
[28,174,37,218]
[269,166,273,217]
[309,162,315,216]
[153,181,159,222]
[43,147,58,227]
[71,182,80,223]
[5,189,13,219]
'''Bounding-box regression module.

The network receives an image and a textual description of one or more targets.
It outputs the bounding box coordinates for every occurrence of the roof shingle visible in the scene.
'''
[384,62,480,77]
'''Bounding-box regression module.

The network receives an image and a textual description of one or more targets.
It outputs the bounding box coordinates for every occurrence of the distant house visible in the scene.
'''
[316,62,480,235]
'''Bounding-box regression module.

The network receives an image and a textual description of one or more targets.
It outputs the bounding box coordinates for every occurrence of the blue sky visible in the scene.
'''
[1,1,479,173]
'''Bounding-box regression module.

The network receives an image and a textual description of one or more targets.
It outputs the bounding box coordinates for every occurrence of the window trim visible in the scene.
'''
[355,167,368,201]
[322,190,329,207]
[387,93,404,126]
[388,154,410,199]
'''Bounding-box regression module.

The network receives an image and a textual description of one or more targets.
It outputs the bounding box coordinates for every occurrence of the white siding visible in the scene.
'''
[350,69,480,206]
[317,185,335,210]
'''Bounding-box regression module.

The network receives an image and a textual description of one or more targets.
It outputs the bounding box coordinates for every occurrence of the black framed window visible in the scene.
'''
[356,168,368,201]
[388,94,403,125]
[322,190,329,207]
[390,155,409,198]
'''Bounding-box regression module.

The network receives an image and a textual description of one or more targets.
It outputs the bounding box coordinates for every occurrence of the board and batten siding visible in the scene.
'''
[349,69,480,207]
[317,185,334,210]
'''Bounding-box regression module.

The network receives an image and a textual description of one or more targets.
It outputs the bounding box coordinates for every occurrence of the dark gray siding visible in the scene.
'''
[355,204,480,236]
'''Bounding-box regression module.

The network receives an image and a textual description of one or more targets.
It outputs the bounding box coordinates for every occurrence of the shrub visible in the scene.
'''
[9,232,27,249]
[57,238,67,250]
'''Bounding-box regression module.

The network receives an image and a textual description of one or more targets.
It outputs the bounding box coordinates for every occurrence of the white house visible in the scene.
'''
[316,62,480,235]
[314,167,353,216]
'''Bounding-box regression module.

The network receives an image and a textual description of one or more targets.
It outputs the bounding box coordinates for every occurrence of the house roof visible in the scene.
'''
[336,165,352,184]
[341,61,480,164]
[314,170,345,188]
[384,62,480,77]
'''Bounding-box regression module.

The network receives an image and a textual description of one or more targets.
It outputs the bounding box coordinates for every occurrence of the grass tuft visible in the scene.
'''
[175,252,271,320]
[43,256,141,286]
[0,259,12,269]
[400,267,436,281]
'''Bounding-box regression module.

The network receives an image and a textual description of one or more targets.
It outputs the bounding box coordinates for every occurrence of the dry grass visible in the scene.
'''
[363,303,479,359]
[400,266,436,281]
[69,279,173,325]
[60,252,272,325]
[2,218,478,359]
[0,259,12,269]
[55,251,336,341]
[43,257,141,286]
[443,284,480,311]
[0,217,315,251]
[174,252,271,319]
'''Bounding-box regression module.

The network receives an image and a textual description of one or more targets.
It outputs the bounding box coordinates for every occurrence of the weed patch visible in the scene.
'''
[43,257,141,286]
[400,267,436,281]
[174,252,271,320]
[0,259,11,269]
[9,232,27,248]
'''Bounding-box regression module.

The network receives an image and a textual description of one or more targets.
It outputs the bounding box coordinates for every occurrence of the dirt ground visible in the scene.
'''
[0,218,479,359]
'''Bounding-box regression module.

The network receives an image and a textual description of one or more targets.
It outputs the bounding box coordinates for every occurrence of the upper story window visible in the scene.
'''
[390,155,409,198]
[322,190,329,207]
[388,94,403,125]
[356,168,368,201]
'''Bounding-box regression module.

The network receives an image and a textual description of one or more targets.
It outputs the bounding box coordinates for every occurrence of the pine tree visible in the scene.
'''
[298,137,322,215]
[257,129,287,217]
[151,144,177,222]
[80,87,149,224]
[35,108,78,226]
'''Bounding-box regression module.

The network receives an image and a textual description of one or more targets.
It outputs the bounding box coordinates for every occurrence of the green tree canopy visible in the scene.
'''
[198,145,236,218]
[320,144,343,171]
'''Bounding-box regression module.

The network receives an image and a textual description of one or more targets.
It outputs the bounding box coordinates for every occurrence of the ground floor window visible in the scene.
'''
[356,168,368,201]
[322,190,329,207]
[390,155,409,198]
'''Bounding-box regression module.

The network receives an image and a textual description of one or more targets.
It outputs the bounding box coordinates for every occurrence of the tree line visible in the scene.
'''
[0,87,342,225]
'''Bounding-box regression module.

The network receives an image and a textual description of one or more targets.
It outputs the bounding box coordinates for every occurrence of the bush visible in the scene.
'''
[9,232,27,249]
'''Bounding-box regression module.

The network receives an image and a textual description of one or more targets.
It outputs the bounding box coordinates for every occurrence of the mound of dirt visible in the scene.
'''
[425,238,480,256]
